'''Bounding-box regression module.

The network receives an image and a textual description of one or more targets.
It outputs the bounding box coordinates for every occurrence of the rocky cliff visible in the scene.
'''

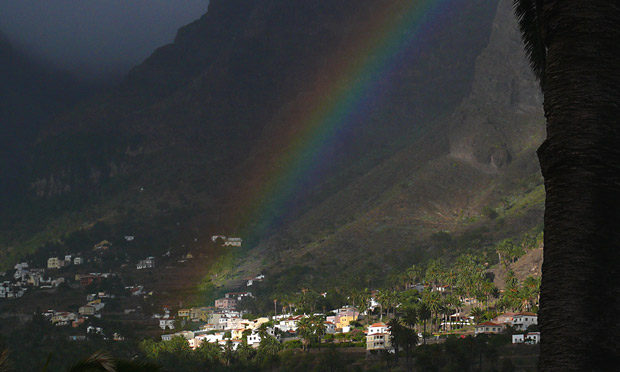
[449,0,544,174]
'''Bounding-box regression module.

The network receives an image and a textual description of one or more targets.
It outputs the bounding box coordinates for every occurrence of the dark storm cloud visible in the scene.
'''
[0,0,209,81]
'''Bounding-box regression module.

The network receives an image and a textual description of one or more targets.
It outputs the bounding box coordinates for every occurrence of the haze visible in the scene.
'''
[0,0,209,81]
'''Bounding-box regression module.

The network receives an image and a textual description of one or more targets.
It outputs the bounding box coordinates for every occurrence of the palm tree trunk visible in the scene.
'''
[534,1,620,370]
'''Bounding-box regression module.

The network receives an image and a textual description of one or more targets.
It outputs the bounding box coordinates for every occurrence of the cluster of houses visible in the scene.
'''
[159,289,372,351]
[160,305,365,351]
[45,292,110,329]
[0,262,67,299]
[47,255,84,269]
[158,288,541,354]
[474,312,540,344]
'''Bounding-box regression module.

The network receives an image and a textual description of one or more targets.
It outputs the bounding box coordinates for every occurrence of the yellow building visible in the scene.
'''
[178,309,191,318]
[335,314,358,329]
[190,307,211,322]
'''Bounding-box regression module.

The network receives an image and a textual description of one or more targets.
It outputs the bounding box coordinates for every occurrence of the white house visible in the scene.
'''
[525,332,540,344]
[137,257,155,270]
[87,326,104,335]
[14,262,28,271]
[511,312,538,331]
[512,334,525,344]
[366,322,392,352]
[246,328,278,347]
[161,334,175,341]
[74,257,83,265]
[277,315,303,332]
[324,321,336,334]
[159,319,175,330]
[368,322,389,336]
[224,238,242,247]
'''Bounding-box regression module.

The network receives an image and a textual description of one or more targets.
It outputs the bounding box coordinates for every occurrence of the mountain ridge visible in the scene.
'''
[0,0,544,297]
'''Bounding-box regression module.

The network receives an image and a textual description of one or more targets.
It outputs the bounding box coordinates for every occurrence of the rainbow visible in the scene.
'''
[232,0,452,246]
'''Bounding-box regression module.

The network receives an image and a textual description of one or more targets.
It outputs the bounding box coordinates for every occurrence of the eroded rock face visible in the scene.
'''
[449,0,544,174]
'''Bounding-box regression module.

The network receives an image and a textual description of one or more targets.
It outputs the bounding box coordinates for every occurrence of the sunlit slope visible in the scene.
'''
[221,0,545,291]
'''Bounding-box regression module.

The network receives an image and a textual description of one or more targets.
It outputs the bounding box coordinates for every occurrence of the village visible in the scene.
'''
[153,288,540,355]
[0,233,541,366]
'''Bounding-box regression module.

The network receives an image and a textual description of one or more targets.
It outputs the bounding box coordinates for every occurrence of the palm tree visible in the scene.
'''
[375,289,386,321]
[514,0,620,370]
[236,341,256,363]
[387,318,404,365]
[404,265,423,289]
[257,322,270,340]
[470,307,484,324]
[311,315,327,349]
[422,290,442,332]
[57,351,160,372]
[296,316,313,352]
[417,302,431,345]
[390,313,418,371]
[257,335,282,357]
[222,341,236,366]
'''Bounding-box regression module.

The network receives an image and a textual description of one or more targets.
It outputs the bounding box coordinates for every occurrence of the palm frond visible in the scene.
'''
[66,351,116,372]
[513,0,547,86]
[41,352,53,372]
[0,349,11,372]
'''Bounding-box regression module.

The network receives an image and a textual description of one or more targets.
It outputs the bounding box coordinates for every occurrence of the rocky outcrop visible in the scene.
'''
[449,0,544,174]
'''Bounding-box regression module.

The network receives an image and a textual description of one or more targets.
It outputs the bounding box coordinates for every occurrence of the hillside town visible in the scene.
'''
[0,233,541,372]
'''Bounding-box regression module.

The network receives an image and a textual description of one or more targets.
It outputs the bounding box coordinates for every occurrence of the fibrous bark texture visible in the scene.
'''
[537,1,620,370]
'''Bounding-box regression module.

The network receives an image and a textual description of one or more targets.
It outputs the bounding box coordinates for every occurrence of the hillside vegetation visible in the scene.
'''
[0,0,545,303]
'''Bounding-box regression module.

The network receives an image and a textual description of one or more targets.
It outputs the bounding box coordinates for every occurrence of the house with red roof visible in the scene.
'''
[474,321,505,335]
[366,322,392,352]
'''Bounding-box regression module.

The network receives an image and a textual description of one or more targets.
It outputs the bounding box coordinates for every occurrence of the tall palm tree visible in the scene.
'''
[417,303,431,345]
[387,318,404,365]
[296,316,313,352]
[514,0,620,369]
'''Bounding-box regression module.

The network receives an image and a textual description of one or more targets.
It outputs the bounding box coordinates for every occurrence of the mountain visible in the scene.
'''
[217,0,545,293]
[0,0,544,298]
[0,33,97,200]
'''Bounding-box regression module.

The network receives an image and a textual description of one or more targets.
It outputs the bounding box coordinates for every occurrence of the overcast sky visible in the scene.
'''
[0,0,209,81]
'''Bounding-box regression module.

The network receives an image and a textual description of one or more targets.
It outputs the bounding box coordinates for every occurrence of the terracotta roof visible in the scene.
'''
[477,322,502,327]
[370,323,387,327]
[514,312,537,317]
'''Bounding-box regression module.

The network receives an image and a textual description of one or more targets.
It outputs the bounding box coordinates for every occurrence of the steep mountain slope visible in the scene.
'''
[0,0,501,269]
[0,33,96,200]
[220,0,545,293]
